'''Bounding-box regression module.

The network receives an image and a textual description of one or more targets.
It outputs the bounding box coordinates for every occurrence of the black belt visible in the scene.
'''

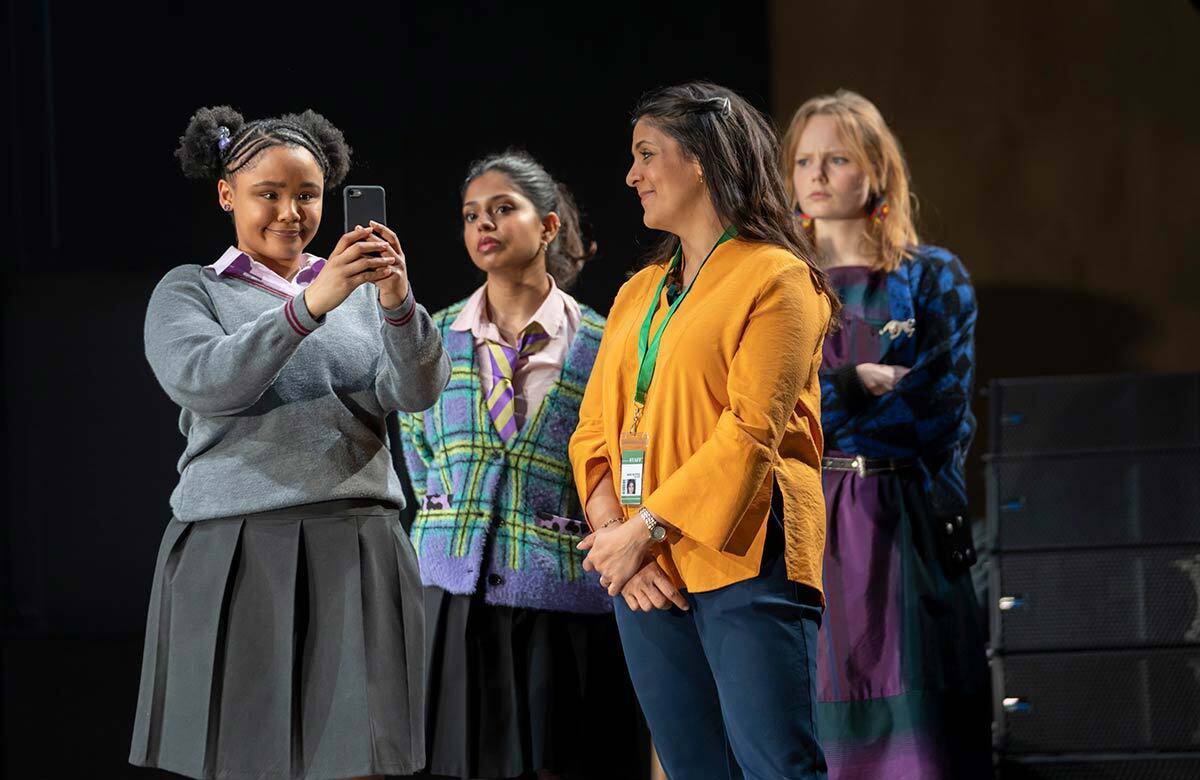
[821,455,917,477]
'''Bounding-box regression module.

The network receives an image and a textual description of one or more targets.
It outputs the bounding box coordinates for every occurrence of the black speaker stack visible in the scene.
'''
[987,373,1200,779]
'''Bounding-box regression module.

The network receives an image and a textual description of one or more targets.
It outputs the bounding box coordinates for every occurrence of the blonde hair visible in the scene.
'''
[781,90,918,272]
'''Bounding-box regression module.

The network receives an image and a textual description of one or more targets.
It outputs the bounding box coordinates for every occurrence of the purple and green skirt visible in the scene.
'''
[817,468,991,780]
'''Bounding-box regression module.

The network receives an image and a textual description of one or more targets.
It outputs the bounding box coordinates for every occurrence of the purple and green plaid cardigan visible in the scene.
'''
[398,298,611,614]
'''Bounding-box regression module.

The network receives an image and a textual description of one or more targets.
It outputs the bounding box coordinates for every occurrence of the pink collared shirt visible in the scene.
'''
[206,246,326,299]
[451,276,581,433]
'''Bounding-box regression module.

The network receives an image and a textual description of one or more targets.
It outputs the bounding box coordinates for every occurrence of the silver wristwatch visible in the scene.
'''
[639,507,667,543]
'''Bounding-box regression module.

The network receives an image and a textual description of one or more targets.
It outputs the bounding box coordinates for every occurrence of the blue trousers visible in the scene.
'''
[614,514,827,780]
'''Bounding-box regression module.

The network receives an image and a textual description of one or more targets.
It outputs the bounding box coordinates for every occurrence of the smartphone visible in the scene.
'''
[343,185,388,256]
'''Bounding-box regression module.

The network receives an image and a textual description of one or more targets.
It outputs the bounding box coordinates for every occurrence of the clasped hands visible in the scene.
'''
[578,513,689,613]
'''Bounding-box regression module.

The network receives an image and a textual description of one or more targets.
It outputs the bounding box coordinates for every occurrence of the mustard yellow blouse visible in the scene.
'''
[569,238,830,594]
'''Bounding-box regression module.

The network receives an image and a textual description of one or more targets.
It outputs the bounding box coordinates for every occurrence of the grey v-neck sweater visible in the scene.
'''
[144,263,451,521]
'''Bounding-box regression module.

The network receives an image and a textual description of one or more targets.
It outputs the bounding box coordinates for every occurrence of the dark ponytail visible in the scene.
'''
[176,105,352,186]
[462,150,596,291]
[631,82,840,323]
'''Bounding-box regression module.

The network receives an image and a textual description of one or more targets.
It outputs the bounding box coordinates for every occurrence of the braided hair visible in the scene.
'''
[462,150,596,291]
[175,105,351,186]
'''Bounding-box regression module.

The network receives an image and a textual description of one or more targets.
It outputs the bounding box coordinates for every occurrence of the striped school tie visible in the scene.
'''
[485,323,551,443]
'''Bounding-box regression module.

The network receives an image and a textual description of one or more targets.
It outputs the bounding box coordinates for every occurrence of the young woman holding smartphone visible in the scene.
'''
[130,105,450,780]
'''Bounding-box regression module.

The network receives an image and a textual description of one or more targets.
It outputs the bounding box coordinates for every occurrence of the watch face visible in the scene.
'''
[650,525,667,542]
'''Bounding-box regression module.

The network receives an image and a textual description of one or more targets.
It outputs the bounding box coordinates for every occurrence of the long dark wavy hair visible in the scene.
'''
[632,81,840,322]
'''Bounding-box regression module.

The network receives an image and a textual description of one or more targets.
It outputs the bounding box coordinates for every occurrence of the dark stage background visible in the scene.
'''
[3,1,1198,778]
[1,2,772,776]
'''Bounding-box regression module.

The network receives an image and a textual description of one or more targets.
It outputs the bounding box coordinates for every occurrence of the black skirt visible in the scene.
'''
[129,499,425,780]
[420,586,647,780]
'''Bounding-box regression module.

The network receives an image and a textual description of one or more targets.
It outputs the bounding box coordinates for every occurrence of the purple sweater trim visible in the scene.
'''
[283,297,311,336]
[382,290,417,327]
[418,548,614,615]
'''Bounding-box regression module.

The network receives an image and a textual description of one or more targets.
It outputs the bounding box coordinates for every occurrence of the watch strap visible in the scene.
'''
[639,507,666,542]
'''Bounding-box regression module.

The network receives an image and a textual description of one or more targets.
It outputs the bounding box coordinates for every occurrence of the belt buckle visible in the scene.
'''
[851,454,867,478]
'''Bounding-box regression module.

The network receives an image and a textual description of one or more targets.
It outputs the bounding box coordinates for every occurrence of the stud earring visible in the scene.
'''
[222,203,232,212]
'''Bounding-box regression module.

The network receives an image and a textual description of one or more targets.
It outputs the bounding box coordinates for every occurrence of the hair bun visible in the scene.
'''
[281,109,352,187]
[176,106,246,180]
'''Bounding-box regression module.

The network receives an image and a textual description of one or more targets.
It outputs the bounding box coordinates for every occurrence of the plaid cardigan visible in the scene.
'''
[821,245,977,517]
[399,298,610,613]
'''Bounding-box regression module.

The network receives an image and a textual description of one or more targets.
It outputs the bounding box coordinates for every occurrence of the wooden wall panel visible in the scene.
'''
[770,0,1200,375]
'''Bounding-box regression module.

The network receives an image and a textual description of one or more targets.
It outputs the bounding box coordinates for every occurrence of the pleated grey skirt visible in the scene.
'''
[128,499,425,780]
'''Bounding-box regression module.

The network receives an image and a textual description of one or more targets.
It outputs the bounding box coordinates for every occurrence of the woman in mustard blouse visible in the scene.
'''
[569,82,839,780]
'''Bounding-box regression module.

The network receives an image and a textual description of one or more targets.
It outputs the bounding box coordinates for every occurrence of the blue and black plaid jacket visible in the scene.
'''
[821,245,977,516]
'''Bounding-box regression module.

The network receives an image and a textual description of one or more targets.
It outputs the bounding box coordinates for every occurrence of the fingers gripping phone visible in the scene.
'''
[343,185,387,256]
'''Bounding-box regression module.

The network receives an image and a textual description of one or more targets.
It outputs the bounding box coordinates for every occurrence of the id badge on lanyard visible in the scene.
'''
[624,228,732,507]
[619,430,649,505]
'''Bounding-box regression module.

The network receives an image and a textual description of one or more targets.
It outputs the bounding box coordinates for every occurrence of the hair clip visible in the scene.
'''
[687,97,732,117]
[216,125,231,154]
[698,96,731,116]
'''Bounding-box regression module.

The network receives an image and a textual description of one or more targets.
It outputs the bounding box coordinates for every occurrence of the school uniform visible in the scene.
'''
[129,248,450,779]
[401,278,642,780]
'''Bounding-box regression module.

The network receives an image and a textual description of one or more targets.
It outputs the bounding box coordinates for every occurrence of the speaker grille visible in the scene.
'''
[994,649,1200,753]
[987,449,1200,551]
[989,374,1200,772]
[994,547,1200,651]
[1000,755,1200,780]
[990,374,1200,455]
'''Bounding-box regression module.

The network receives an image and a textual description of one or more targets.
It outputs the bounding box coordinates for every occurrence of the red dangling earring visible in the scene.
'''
[866,194,889,226]
[794,206,813,232]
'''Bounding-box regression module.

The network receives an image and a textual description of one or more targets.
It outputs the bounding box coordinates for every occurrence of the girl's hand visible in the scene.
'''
[620,559,689,612]
[365,220,410,309]
[579,519,654,596]
[856,362,911,396]
[304,225,394,318]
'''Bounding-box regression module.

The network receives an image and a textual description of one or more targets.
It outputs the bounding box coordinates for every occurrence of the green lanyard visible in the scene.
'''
[633,227,735,417]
